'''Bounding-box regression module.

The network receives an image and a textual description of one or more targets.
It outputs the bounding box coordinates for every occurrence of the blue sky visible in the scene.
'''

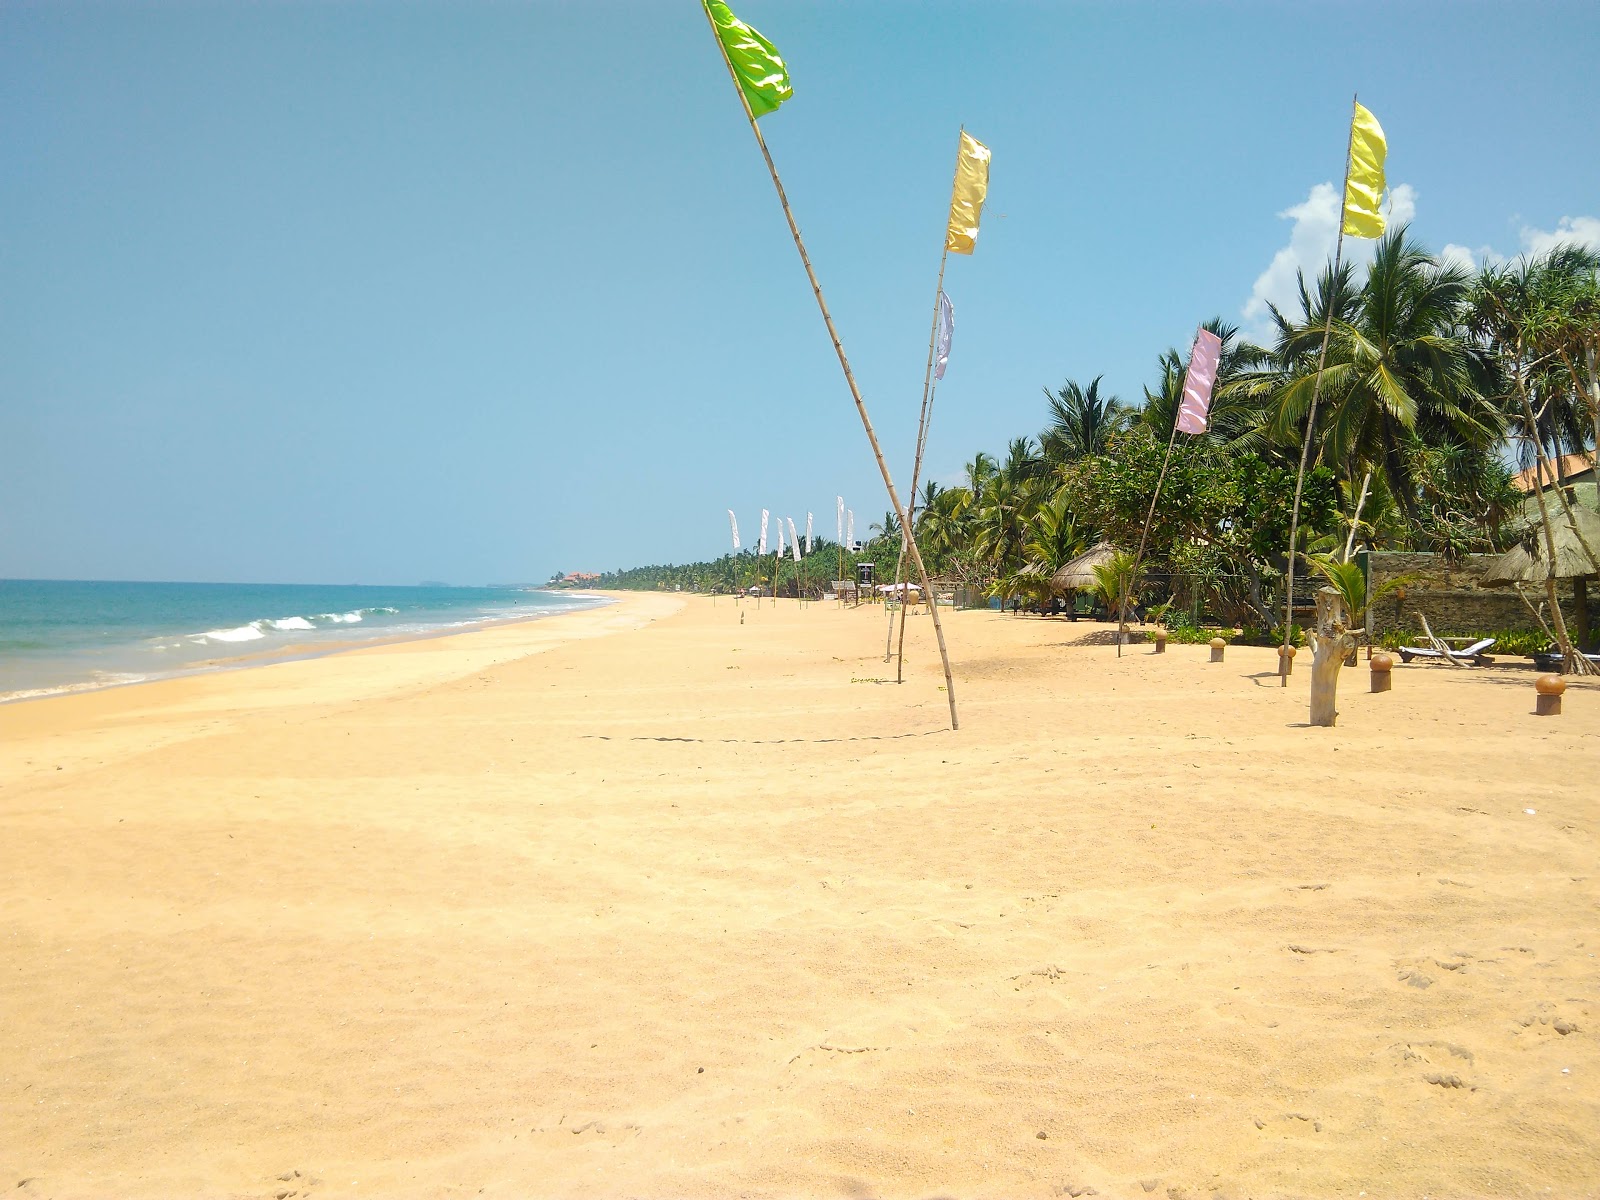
[3,1,1597,585]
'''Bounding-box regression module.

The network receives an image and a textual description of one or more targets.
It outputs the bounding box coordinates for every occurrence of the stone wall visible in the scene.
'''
[1364,551,1578,641]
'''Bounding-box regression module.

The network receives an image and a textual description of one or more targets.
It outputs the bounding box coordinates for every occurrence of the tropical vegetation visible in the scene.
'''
[598,230,1600,642]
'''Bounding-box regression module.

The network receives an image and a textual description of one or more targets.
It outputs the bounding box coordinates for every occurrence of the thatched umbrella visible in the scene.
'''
[1050,541,1118,595]
[1480,504,1600,651]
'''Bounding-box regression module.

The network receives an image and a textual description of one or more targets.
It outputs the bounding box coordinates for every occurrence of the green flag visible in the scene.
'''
[704,0,792,118]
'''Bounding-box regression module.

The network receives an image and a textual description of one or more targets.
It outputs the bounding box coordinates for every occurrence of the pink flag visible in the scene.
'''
[1176,328,1222,435]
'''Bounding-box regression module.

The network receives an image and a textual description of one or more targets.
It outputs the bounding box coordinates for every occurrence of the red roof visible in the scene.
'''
[1512,452,1595,493]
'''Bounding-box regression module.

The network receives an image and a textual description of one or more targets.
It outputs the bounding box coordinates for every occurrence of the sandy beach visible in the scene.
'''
[2,592,1596,1199]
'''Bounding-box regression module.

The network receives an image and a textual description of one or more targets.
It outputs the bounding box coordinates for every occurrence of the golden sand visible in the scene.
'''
[2,593,1596,1198]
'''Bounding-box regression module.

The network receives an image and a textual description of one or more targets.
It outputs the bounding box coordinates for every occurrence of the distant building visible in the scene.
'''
[1514,452,1596,516]
[552,571,601,589]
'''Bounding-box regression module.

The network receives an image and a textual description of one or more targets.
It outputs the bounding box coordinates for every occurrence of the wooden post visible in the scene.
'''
[703,7,960,728]
[1370,650,1393,692]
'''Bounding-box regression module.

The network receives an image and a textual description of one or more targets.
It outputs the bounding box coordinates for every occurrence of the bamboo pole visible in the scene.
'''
[1115,403,1184,657]
[1281,94,1358,686]
[892,129,965,681]
[703,5,960,728]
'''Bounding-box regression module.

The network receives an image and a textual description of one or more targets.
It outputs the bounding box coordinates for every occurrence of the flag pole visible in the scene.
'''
[892,126,964,680]
[703,4,960,730]
[1279,93,1357,687]
[1115,375,1189,658]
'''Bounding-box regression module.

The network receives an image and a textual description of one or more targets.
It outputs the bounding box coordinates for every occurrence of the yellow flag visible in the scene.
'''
[1342,103,1387,239]
[945,132,991,255]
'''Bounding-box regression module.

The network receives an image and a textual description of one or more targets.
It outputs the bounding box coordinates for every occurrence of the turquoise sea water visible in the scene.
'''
[0,580,608,703]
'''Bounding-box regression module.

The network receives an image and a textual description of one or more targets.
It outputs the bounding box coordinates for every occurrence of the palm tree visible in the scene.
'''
[1254,227,1501,524]
[1137,318,1273,451]
[1021,489,1089,581]
[1467,249,1600,672]
[1040,376,1132,466]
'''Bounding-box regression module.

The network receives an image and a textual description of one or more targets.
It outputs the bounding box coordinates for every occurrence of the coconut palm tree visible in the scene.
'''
[1137,318,1273,452]
[1040,376,1132,466]
[1248,228,1502,524]
[1021,489,1089,582]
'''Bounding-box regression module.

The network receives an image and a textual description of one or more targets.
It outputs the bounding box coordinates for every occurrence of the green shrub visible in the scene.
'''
[1164,625,1234,645]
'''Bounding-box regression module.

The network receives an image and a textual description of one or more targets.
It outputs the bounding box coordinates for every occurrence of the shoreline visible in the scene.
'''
[0,590,616,708]
[3,593,1595,1197]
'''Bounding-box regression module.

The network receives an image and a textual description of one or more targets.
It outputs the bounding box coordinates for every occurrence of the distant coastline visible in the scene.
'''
[0,579,609,704]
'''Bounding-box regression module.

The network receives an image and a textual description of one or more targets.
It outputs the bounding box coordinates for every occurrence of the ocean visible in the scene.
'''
[0,579,609,704]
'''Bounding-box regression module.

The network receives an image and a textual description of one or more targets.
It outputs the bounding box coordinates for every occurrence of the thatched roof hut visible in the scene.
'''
[1050,542,1118,594]
[1479,505,1600,587]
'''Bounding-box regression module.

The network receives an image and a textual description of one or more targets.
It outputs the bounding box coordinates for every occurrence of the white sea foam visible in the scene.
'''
[202,623,268,643]
[268,616,316,631]
[2,673,149,705]
[320,611,365,624]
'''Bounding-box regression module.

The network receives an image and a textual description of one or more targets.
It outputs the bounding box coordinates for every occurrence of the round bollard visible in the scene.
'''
[1154,629,1168,654]
[1278,644,1297,675]
[1535,673,1565,716]
[1209,637,1226,663]
[1370,651,1394,692]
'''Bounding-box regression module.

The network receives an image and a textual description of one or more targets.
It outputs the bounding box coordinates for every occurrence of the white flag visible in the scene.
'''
[805,512,813,553]
[759,509,769,556]
[788,517,800,562]
[836,496,844,543]
[728,509,740,551]
[934,290,954,380]
[776,521,784,556]
[846,509,855,550]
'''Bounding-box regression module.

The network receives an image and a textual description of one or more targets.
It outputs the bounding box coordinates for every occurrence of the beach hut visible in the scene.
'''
[1050,541,1118,594]
[1479,504,1600,654]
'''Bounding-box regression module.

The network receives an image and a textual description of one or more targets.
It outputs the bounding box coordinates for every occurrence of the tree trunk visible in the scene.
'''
[1586,342,1599,501]
[1513,344,1588,672]
[1309,587,1359,728]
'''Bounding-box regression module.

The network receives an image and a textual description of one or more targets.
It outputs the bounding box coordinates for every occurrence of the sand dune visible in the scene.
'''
[3,593,1596,1198]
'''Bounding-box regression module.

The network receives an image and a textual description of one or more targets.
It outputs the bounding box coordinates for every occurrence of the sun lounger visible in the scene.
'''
[1397,636,1497,665]
[1533,649,1600,672]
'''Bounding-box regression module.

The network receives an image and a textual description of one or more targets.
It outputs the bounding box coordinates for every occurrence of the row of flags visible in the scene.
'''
[727,507,821,560]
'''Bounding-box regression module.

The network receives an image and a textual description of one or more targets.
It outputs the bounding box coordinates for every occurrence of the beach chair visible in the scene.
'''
[1533,648,1600,672]
[1397,636,1497,666]
[1397,614,1496,666]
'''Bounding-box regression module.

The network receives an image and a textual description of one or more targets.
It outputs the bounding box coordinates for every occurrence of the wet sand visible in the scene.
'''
[3,592,1596,1198]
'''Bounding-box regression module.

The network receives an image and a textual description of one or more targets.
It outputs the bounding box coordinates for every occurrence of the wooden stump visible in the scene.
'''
[1209,637,1226,663]
[1535,674,1565,716]
[1308,587,1358,728]
[1154,630,1168,654]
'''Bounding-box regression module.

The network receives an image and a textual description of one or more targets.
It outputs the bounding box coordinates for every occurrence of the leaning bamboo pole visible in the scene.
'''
[702,5,960,728]
[1115,413,1183,658]
[1281,94,1358,686]
[892,129,965,681]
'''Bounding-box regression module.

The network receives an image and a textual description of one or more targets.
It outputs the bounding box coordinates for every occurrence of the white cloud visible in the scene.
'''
[1519,215,1600,257]
[1434,216,1599,274]
[1241,191,1599,344]
[1241,182,1417,342]
[1438,242,1496,273]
